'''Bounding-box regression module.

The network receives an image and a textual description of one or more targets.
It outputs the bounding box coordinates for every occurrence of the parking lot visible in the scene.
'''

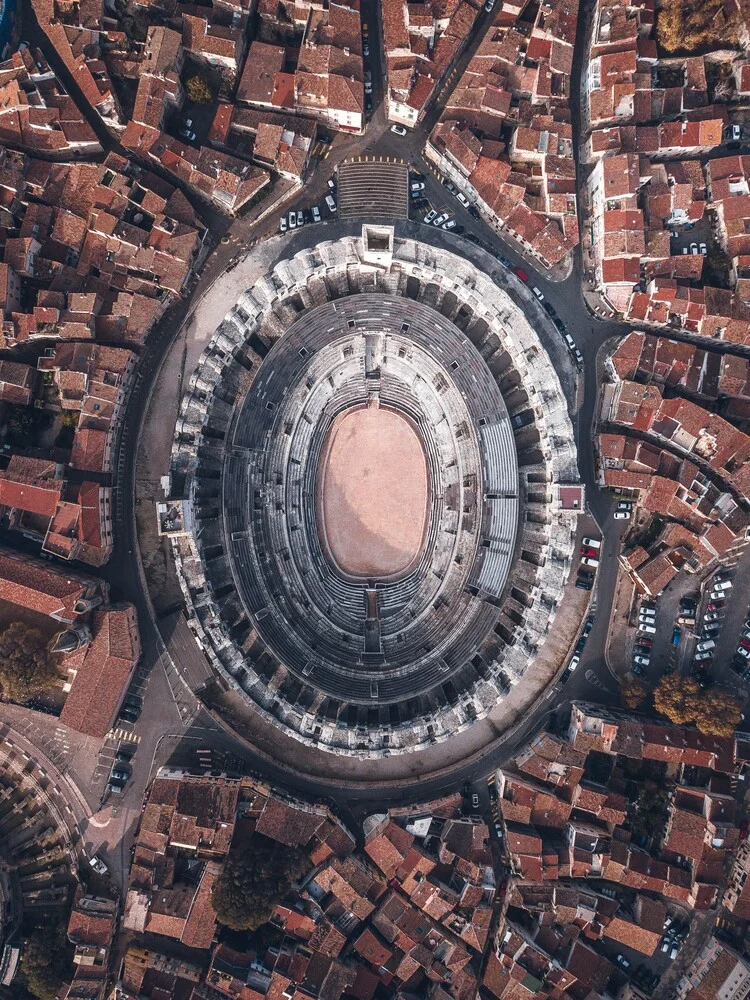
[668,217,713,260]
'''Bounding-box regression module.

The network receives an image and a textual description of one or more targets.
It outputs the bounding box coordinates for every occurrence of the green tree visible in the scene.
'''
[211,838,309,931]
[0,624,57,703]
[20,925,71,1000]
[186,75,212,103]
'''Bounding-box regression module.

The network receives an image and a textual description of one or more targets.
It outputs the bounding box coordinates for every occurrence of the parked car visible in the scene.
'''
[638,623,657,635]
[617,501,632,510]
[690,243,699,254]
[296,210,304,227]
[614,510,630,519]
[671,626,682,645]
[410,181,425,192]
[514,266,529,282]
[738,646,750,659]
[575,578,593,590]
[471,792,480,810]
[288,210,297,229]
[581,547,599,558]
[433,213,449,226]
[532,286,544,301]
[634,644,652,656]
[443,219,456,229]
[583,619,594,636]
[424,209,438,224]
[485,0,495,9]
[582,537,601,549]
[699,243,707,254]
[731,124,743,141]
[363,43,370,55]
[311,206,321,222]
[581,556,599,568]
[90,855,108,875]
[456,192,470,208]
[713,579,733,592]
[280,216,287,233]
[634,656,650,667]
[325,194,337,212]
[327,178,336,190]
[703,611,722,622]
[390,124,408,136]
[568,655,580,672]
[695,650,713,661]
[696,639,716,652]
[636,636,653,646]
[708,601,725,611]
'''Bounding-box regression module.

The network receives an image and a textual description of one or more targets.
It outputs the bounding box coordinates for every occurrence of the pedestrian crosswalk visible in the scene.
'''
[107,728,141,745]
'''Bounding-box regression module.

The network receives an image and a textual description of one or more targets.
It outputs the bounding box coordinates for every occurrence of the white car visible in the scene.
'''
[457,192,470,208]
[699,243,707,254]
[533,287,544,301]
[634,656,650,667]
[311,206,321,222]
[738,647,750,659]
[443,219,456,230]
[690,243,699,254]
[280,216,287,233]
[364,80,373,94]
[485,0,495,9]
[425,209,437,224]
[391,124,408,136]
[617,501,632,510]
[327,178,336,190]
[288,210,297,229]
[581,556,599,568]
[410,181,425,192]
[704,611,722,622]
[433,213,449,226]
[582,537,601,549]
[695,650,714,662]
[568,655,579,672]
[296,210,304,226]
[614,510,630,519]
[90,855,108,875]
[325,194,337,213]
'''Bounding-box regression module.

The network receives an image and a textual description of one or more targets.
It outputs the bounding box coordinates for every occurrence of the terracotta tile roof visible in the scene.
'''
[60,603,140,737]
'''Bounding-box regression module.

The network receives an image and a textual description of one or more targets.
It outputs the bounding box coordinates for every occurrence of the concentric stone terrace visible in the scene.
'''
[170,227,580,757]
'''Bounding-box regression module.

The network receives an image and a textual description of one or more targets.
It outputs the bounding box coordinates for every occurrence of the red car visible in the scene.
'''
[514,266,529,282]
[637,637,654,646]
[741,638,750,651]
[707,601,725,611]
[581,547,599,558]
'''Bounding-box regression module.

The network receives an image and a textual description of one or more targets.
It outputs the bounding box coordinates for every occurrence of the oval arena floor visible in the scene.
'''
[316,402,429,582]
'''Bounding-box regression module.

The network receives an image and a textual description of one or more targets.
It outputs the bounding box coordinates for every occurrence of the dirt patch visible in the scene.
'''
[316,404,429,581]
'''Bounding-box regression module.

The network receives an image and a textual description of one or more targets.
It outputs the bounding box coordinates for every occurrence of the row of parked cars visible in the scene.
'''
[633,600,657,675]
[565,614,595,678]
[575,536,600,591]
[280,179,338,232]
[693,574,733,672]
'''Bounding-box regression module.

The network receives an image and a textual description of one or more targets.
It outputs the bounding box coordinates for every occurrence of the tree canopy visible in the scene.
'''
[20,925,71,1000]
[186,75,212,103]
[653,676,743,736]
[0,623,57,703]
[211,838,309,931]
[656,0,738,53]
[620,678,648,710]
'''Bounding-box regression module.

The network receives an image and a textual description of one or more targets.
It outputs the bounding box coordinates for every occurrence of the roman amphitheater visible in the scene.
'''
[169,225,581,759]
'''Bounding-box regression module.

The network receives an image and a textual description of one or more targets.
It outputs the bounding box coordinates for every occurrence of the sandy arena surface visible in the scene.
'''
[317,403,429,581]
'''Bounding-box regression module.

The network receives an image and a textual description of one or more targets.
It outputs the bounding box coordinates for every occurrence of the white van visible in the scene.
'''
[638,623,657,635]
[582,537,601,549]
[696,639,716,652]
[712,580,733,592]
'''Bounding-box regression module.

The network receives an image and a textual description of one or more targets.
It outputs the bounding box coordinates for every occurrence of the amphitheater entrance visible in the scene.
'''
[316,401,429,583]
